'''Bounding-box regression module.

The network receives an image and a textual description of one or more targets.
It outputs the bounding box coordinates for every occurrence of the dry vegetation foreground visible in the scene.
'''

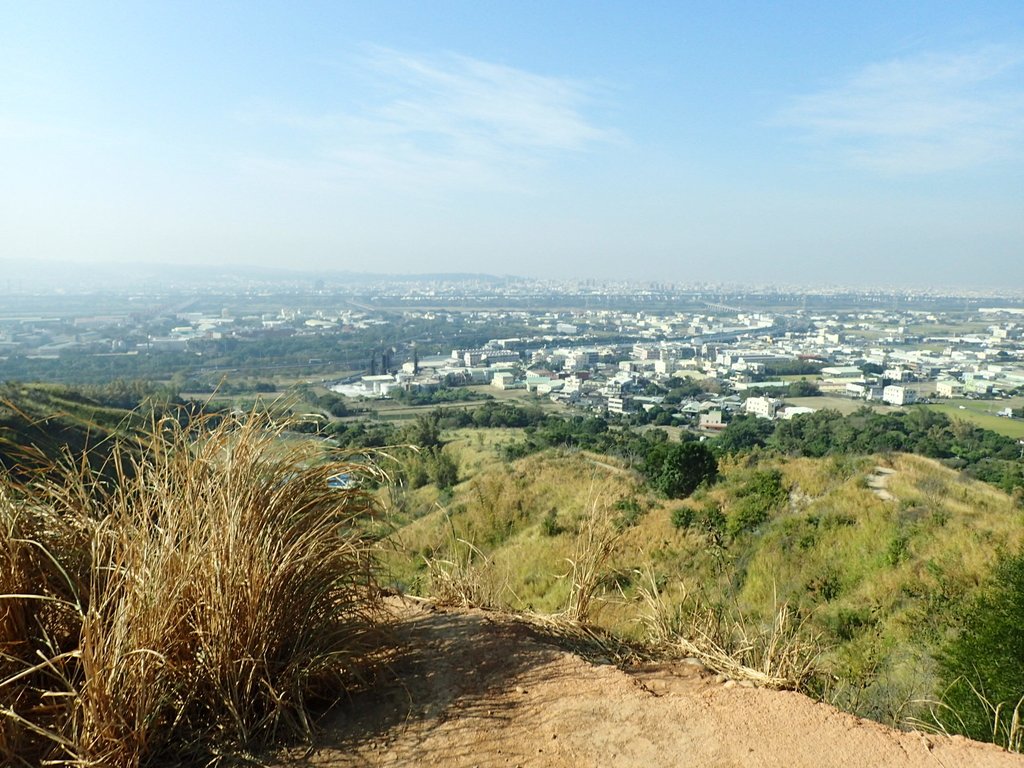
[278,598,1022,768]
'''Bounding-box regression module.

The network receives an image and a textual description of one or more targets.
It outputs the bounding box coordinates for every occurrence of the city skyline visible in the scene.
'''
[2,1,1023,288]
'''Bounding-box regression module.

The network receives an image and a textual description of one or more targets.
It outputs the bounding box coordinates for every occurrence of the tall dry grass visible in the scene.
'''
[637,570,821,690]
[423,511,497,608]
[0,413,384,767]
[562,489,622,624]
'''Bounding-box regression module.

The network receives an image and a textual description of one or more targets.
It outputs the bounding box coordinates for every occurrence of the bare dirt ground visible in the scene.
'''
[276,598,1023,768]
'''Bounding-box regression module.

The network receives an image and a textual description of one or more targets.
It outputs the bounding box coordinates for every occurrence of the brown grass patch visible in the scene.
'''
[1,413,383,767]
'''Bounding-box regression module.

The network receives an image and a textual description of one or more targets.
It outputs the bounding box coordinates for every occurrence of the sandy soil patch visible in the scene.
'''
[273,599,1022,768]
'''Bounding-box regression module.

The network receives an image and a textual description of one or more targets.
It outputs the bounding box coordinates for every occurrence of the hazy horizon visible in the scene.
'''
[3,2,1023,289]
[4,258,1024,298]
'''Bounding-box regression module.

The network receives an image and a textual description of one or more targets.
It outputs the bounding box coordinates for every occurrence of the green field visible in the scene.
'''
[906,321,991,336]
[922,398,1024,440]
[325,383,565,424]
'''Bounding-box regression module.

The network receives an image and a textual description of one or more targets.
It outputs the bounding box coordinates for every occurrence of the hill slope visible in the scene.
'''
[0,381,182,472]
[380,446,1024,727]
[277,598,1022,768]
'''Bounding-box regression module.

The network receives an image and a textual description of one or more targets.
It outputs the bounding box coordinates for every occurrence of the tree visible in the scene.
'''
[643,441,718,498]
[663,379,704,403]
[429,448,459,490]
[787,379,821,397]
[403,411,442,449]
[715,414,775,454]
[726,469,788,536]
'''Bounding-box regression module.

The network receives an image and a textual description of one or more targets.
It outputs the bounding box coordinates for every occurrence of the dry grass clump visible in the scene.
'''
[423,513,497,608]
[0,413,384,767]
[562,489,622,624]
[637,571,821,690]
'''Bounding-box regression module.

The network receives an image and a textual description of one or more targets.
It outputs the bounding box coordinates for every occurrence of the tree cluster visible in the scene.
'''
[716,407,1024,495]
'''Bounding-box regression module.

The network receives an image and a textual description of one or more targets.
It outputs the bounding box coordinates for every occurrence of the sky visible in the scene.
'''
[2,1,1023,289]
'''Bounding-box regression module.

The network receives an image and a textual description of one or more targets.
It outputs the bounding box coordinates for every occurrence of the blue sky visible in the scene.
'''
[2,1,1022,288]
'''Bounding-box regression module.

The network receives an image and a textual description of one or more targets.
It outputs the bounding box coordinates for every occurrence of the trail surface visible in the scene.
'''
[277,598,1022,768]
[867,465,898,502]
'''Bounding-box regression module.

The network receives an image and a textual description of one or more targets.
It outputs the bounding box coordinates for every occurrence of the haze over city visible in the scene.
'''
[2,1,1023,288]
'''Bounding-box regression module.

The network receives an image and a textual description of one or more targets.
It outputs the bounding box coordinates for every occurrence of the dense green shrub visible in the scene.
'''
[671,506,695,529]
[643,441,718,499]
[715,414,776,454]
[541,508,562,537]
[429,449,459,491]
[937,551,1024,748]
[727,469,788,537]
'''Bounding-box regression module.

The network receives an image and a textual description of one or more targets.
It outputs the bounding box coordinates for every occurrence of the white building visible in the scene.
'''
[359,374,398,397]
[744,396,782,419]
[453,348,519,367]
[491,372,516,390]
[607,394,633,415]
[936,380,964,398]
[882,385,917,406]
[566,349,598,369]
[780,406,816,420]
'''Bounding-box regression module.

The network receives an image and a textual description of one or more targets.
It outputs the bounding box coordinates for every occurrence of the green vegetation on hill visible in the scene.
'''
[937,551,1024,750]
[0,380,186,475]
[4,381,1024,756]
[719,408,1024,495]
[380,429,1024,735]
[642,441,718,498]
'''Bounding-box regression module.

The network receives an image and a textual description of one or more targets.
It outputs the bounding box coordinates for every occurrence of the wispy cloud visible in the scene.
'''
[777,46,1024,174]
[238,47,616,194]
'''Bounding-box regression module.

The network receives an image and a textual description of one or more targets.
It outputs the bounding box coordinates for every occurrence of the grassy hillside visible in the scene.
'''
[0,381,184,473]
[4,382,1022,754]
[380,436,1024,727]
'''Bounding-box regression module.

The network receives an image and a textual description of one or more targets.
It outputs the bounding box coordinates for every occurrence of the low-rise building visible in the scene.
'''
[358,374,398,397]
[699,410,726,430]
[607,394,633,415]
[491,372,516,390]
[744,396,782,419]
[820,366,863,380]
[882,385,917,406]
[963,377,994,396]
[936,380,964,398]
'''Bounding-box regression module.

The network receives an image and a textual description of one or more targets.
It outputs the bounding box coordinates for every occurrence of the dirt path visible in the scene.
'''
[585,456,631,475]
[867,466,897,502]
[274,599,1021,768]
